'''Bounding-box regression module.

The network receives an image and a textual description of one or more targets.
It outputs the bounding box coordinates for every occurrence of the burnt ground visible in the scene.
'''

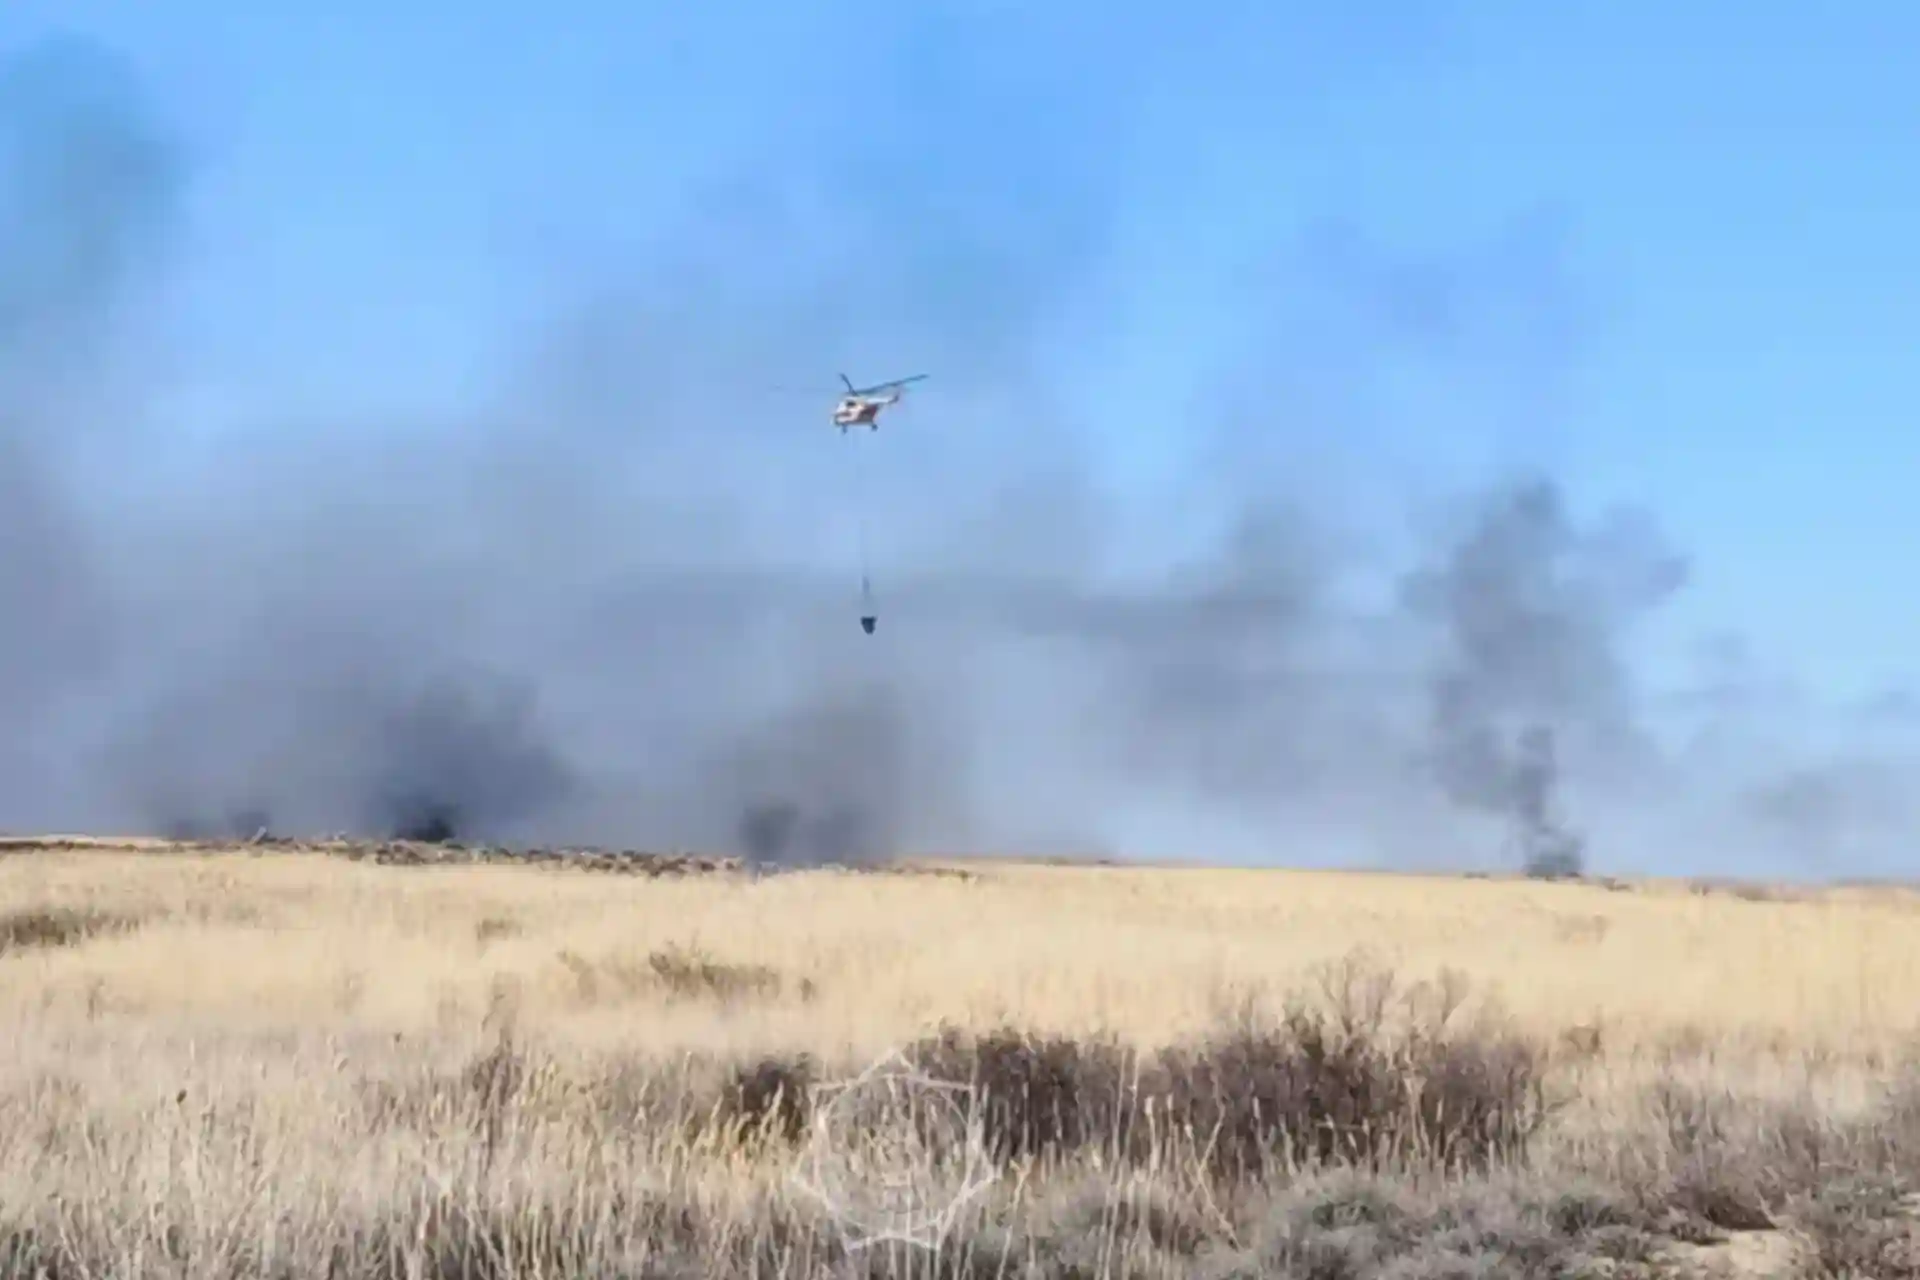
[0,833,741,877]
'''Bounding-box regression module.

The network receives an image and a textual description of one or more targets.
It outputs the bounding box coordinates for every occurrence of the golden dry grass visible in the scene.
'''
[5,842,1920,1277]
[8,847,1919,1057]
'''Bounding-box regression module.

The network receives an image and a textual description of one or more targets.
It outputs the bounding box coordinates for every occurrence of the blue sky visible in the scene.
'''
[5,0,1918,720]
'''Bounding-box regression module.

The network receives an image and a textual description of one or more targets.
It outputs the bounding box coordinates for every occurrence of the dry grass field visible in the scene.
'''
[5,839,1920,1277]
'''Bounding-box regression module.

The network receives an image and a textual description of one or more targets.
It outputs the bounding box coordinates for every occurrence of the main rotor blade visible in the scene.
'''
[847,373,928,395]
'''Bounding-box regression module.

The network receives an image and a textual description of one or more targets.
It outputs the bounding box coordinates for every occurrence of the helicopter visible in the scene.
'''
[826,372,926,635]
[831,373,927,432]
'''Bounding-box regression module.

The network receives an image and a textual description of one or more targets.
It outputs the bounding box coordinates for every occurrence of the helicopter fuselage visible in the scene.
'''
[832,394,896,429]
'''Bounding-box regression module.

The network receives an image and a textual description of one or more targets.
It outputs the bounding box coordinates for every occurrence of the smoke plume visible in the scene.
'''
[1399,480,1687,875]
[0,25,1902,877]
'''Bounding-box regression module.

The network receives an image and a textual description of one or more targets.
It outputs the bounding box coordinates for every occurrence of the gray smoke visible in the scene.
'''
[0,27,1897,877]
[718,683,945,868]
[0,35,179,818]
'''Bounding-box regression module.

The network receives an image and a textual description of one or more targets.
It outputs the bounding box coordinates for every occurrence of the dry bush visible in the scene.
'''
[472,915,520,946]
[1793,1175,1920,1279]
[646,942,796,1004]
[3,1009,1916,1278]
[551,942,810,1009]
[885,960,1548,1184]
[1218,1176,1674,1279]
[0,905,139,954]
[670,955,1550,1191]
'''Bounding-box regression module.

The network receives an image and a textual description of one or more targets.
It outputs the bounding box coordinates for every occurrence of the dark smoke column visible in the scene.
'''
[1402,478,1685,877]
[359,677,575,844]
